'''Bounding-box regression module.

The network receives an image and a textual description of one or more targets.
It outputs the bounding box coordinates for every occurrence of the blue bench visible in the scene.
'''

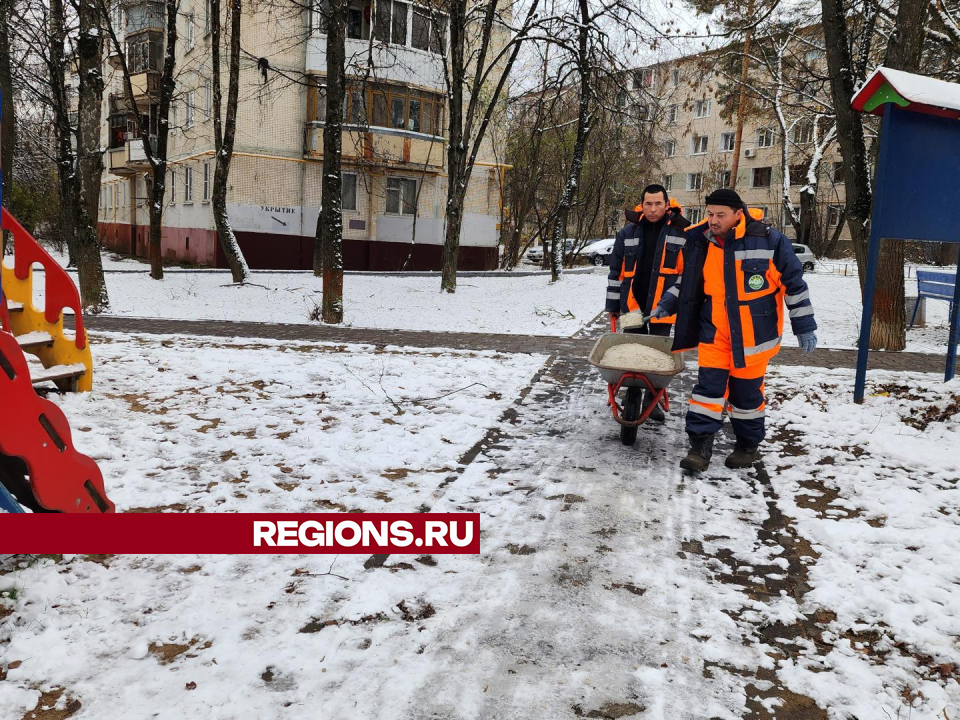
[911,270,958,327]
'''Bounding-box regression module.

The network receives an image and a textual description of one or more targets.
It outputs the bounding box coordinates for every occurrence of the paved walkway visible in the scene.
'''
[80,314,948,373]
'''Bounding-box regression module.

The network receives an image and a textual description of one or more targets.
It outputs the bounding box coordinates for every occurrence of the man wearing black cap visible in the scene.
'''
[651,188,818,471]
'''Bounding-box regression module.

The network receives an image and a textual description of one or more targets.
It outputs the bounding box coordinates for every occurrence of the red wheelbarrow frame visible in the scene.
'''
[605,314,672,427]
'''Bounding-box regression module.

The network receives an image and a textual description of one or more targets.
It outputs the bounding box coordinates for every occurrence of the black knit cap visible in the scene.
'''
[704,188,744,210]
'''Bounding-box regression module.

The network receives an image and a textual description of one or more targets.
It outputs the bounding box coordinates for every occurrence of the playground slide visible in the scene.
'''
[0,208,113,513]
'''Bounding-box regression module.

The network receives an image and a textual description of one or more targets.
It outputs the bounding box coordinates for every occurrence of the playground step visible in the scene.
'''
[16,331,54,352]
[6,300,23,313]
[30,362,86,389]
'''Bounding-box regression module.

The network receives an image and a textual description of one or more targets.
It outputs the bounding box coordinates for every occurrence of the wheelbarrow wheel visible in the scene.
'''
[620,387,642,446]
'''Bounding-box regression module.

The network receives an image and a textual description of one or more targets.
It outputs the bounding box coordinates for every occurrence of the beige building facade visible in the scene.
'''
[96,1,506,270]
[626,48,849,248]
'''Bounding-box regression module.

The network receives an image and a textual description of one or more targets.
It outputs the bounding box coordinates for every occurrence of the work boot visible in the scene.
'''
[642,390,665,422]
[679,433,714,472]
[725,439,761,469]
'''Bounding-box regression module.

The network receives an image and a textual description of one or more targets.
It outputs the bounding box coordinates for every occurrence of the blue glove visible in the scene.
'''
[651,305,670,320]
[798,332,817,353]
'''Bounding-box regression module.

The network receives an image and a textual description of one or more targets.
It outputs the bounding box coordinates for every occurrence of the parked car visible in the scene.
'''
[582,238,616,266]
[525,245,544,263]
[792,243,816,272]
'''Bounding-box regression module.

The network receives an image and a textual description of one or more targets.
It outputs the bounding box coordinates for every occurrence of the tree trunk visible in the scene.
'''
[211,0,249,283]
[820,0,873,289]
[728,24,753,190]
[47,0,78,266]
[440,0,467,294]
[74,0,109,309]
[314,0,347,322]
[0,0,13,248]
[867,0,929,350]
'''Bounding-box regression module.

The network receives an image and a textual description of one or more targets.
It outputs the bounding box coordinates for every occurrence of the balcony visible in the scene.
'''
[306,37,444,94]
[107,137,155,175]
[305,123,444,171]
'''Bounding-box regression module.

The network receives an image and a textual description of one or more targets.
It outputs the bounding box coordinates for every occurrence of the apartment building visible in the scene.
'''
[626,48,849,246]
[96,0,506,270]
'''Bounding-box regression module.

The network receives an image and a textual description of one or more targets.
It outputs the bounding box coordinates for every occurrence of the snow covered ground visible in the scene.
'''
[1,334,958,718]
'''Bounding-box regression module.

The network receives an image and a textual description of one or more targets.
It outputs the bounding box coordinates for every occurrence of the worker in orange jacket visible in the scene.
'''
[605,184,690,420]
[653,188,818,471]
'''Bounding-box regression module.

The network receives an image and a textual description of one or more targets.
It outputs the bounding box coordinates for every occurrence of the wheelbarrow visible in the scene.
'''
[587,316,686,446]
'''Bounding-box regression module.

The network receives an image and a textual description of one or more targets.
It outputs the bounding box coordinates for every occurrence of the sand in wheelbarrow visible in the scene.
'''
[601,344,675,372]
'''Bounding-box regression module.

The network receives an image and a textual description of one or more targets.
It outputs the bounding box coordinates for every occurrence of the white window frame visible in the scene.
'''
[342,172,358,212]
[827,204,843,226]
[757,127,775,148]
[693,98,711,118]
[687,206,703,224]
[202,161,211,202]
[184,165,194,203]
[671,68,680,86]
[794,121,814,145]
[692,134,708,155]
[666,104,678,124]
[386,176,417,215]
[663,175,673,192]
[184,90,195,129]
[642,68,653,88]
[169,169,176,205]
[204,79,213,118]
[720,132,736,152]
[185,12,195,51]
[687,172,703,191]
[663,139,676,158]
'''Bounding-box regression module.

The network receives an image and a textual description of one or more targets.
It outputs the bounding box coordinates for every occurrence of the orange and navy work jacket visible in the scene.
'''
[658,212,817,368]
[605,200,691,322]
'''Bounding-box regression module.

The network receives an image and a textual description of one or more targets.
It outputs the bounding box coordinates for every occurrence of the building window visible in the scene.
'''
[185,90,195,129]
[169,170,176,204]
[828,204,843,226]
[386,176,416,214]
[693,98,711,118]
[205,0,212,34]
[185,13,195,50]
[720,132,735,152]
[641,68,653,87]
[687,206,703,224]
[751,167,772,188]
[757,128,775,148]
[671,68,680,86]
[347,6,363,38]
[318,82,444,136]
[666,104,678,124]
[375,0,409,46]
[716,169,731,188]
[202,161,211,201]
[204,79,213,118]
[411,8,446,53]
[794,120,814,144]
[663,139,676,157]
[692,134,708,155]
[342,172,358,211]
[832,161,844,184]
[126,31,163,73]
[184,166,194,203]
[663,175,673,191]
[687,172,703,191]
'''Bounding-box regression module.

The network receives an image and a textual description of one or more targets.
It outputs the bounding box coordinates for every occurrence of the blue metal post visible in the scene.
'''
[947,271,960,382]
[854,226,884,403]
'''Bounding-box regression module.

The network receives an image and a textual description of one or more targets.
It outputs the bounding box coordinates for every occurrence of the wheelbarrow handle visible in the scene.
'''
[610,315,617,332]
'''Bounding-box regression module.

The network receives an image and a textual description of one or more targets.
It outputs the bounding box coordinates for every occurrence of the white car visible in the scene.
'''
[582,238,616,266]
[792,243,816,272]
[525,246,544,263]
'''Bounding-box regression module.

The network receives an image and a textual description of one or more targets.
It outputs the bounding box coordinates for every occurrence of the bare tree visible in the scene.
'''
[72,0,110,308]
[313,0,348,323]
[440,0,542,293]
[210,0,250,283]
[0,0,14,244]
[100,0,180,280]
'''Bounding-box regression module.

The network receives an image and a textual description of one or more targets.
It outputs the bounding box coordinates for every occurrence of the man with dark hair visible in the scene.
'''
[605,184,690,420]
[652,188,818,470]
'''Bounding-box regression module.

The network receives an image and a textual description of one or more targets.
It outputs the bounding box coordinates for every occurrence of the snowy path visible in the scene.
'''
[1,338,958,718]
